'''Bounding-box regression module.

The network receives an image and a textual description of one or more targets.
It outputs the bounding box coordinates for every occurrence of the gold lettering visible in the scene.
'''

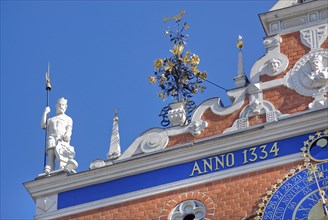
[214,155,225,170]
[249,147,258,162]
[203,157,213,173]
[270,142,279,157]
[190,142,280,177]
[242,149,248,164]
[226,153,235,167]
[259,145,268,159]
[189,161,204,176]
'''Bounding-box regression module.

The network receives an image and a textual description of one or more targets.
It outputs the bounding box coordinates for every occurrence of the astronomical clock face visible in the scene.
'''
[257,130,328,220]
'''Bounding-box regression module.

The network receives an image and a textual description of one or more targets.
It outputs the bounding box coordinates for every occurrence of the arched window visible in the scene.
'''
[169,200,206,220]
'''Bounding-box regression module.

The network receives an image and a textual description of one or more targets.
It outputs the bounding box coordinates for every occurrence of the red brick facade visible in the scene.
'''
[55,161,303,220]
[166,36,328,148]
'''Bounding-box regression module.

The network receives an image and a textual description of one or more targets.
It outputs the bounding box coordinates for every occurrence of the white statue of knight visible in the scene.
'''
[41,97,78,174]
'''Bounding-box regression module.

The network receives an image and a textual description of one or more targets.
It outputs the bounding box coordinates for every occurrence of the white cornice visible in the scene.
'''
[24,108,328,201]
[259,0,328,36]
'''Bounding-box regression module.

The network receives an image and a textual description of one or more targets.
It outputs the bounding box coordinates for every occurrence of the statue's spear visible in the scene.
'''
[43,63,52,168]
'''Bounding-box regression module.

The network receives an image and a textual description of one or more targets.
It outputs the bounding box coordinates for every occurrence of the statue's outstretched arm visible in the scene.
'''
[41,106,50,129]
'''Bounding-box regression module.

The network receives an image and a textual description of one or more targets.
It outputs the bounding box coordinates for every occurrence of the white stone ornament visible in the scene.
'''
[287,50,328,109]
[36,196,56,212]
[248,83,265,115]
[89,159,106,169]
[308,93,328,110]
[267,58,283,75]
[189,120,208,136]
[263,34,281,52]
[41,97,78,175]
[118,128,169,159]
[301,54,328,90]
[140,129,169,153]
[300,24,328,50]
[107,116,121,160]
[250,34,289,82]
[36,195,57,215]
[168,102,187,126]
[169,200,206,220]
[224,100,284,133]
[249,99,264,115]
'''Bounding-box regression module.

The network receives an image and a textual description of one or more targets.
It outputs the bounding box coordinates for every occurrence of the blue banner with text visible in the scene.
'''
[58,132,314,209]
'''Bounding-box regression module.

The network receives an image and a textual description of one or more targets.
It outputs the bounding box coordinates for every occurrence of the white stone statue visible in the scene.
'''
[41,97,78,174]
[301,54,328,90]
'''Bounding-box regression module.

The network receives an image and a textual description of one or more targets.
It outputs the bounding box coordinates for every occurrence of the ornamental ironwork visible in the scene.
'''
[148,10,207,127]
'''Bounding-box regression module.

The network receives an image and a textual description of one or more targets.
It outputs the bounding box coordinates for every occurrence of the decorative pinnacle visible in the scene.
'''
[237,35,246,78]
[45,63,52,91]
[108,108,121,160]
[237,35,244,49]
[113,108,119,122]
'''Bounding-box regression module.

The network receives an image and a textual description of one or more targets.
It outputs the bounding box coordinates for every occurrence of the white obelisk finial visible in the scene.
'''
[107,109,121,160]
[234,35,249,88]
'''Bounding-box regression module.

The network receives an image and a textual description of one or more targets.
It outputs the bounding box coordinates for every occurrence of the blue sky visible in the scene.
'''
[1,1,276,219]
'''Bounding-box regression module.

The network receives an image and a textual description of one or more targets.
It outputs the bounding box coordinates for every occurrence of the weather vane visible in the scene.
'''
[163,10,185,23]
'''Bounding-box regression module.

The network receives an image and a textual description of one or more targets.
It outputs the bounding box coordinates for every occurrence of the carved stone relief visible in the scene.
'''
[241,100,283,120]
[248,83,264,116]
[287,50,327,94]
[287,50,328,109]
[188,120,208,136]
[118,128,170,159]
[36,195,57,215]
[224,101,284,133]
[238,118,248,130]
[168,102,187,126]
[300,24,328,50]
[140,129,169,153]
[250,34,289,82]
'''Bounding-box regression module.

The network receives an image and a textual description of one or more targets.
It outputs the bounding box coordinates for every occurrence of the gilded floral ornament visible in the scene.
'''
[154,59,164,69]
[158,93,165,101]
[199,72,207,80]
[164,59,174,72]
[148,76,156,84]
[149,11,207,127]
[170,44,184,55]
[190,54,200,65]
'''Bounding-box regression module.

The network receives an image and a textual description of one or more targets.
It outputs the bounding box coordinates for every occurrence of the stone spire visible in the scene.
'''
[233,35,249,88]
[107,111,121,160]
